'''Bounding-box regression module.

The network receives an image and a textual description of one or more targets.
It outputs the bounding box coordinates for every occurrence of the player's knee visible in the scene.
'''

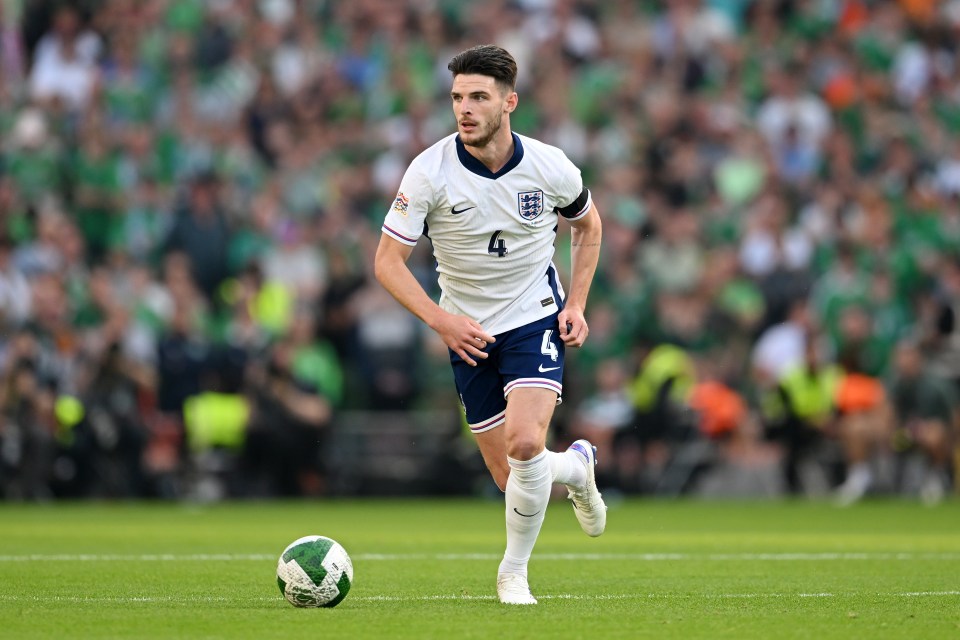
[505,435,543,462]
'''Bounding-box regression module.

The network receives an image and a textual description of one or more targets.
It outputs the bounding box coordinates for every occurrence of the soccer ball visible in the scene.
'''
[276,535,353,608]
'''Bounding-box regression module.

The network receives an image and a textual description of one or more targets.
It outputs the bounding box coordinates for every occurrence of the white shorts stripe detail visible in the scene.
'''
[503,377,563,399]
[469,410,506,433]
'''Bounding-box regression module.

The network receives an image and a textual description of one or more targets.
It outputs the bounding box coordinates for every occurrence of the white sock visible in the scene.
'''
[546,449,587,488]
[846,463,872,488]
[847,462,873,484]
[498,450,551,576]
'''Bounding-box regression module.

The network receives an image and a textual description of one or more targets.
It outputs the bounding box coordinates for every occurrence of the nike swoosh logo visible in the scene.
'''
[513,508,541,518]
[538,364,560,373]
[451,205,476,215]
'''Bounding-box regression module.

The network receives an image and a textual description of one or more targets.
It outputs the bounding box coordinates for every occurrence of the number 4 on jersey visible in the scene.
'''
[487,230,508,257]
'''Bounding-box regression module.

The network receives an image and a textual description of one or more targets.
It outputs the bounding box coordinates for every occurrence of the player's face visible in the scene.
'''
[450,74,516,148]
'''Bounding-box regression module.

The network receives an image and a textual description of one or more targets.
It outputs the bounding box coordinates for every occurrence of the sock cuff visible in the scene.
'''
[507,449,549,471]
[507,449,551,486]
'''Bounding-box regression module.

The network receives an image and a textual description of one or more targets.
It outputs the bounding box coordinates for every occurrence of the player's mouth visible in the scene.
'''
[460,120,478,133]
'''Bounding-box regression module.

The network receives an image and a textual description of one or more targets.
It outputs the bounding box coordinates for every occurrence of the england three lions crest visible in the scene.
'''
[517,190,544,220]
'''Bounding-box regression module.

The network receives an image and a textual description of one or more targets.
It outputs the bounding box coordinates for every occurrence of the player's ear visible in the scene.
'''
[504,91,518,114]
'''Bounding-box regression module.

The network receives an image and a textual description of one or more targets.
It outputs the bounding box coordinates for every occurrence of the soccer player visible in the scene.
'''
[374,44,606,605]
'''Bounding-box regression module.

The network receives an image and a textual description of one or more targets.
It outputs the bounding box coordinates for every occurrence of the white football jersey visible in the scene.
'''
[382,132,592,336]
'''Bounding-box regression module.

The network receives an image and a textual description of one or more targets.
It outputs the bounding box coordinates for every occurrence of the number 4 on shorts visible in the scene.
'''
[541,330,558,362]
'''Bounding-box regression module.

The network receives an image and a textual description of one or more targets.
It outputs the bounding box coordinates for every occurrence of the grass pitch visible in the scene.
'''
[1,498,958,639]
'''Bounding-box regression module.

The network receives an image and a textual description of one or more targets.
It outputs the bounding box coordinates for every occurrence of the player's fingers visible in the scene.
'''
[464,343,489,359]
[563,323,587,347]
[470,325,496,344]
[456,348,478,366]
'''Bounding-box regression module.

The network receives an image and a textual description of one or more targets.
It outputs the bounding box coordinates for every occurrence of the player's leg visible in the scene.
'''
[475,415,589,492]
[913,418,952,504]
[496,386,555,605]
[835,406,888,505]
[834,412,874,505]
[499,314,606,538]
[475,405,605,537]
[451,339,511,490]
[474,429,509,491]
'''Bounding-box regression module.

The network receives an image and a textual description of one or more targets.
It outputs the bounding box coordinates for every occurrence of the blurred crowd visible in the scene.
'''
[1,0,958,503]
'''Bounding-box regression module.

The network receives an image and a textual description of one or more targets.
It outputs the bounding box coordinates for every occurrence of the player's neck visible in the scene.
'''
[463,127,515,174]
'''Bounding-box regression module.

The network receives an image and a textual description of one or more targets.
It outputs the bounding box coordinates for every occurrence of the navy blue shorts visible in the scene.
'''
[450,313,564,434]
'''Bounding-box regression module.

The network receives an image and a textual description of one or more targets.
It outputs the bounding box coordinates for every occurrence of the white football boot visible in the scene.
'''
[497,572,538,605]
[566,439,607,537]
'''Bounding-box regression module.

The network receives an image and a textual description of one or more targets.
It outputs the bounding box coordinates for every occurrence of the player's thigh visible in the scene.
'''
[503,387,558,460]
[450,349,507,434]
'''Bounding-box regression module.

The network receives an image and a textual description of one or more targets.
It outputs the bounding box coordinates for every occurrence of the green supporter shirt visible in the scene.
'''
[889,372,957,426]
[6,148,63,204]
[292,342,344,406]
[71,149,123,251]
[166,0,205,32]
[104,77,157,125]
[716,279,766,328]
[854,33,896,72]
[227,228,273,274]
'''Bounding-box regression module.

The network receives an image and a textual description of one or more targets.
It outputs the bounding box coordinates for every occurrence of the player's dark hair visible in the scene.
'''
[447,45,517,91]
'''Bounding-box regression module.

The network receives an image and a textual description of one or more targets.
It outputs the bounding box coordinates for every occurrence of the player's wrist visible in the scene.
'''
[423,307,448,333]
[562,302,586,316]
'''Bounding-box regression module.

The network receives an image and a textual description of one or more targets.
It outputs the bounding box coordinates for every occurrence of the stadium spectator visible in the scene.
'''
[761,336,842,496]
[162,172,232,301]
[887,337,957,504]
[0,235,32,326]
[241,334,334,497]
[922,255,960,389]
[4,107,64,208]
[833,346,895,506]
[28,4,101,112]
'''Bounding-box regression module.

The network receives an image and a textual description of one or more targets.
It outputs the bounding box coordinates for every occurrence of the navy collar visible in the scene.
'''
[455,132,524,180]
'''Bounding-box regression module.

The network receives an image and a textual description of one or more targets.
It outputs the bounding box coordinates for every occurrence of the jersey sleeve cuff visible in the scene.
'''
[382,224,419,246]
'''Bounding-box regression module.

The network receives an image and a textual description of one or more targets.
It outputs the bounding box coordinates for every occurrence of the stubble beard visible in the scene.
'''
[462,110,503,149]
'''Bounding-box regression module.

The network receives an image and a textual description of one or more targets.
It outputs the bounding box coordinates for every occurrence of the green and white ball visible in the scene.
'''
[276,535,353,608]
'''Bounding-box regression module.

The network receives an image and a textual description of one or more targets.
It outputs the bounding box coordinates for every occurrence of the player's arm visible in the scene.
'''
[559,201,602,347]
[374,233,495,366]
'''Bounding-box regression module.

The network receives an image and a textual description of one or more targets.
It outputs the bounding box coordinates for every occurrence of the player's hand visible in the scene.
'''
[558,307,588,348]
[432,311,496,366]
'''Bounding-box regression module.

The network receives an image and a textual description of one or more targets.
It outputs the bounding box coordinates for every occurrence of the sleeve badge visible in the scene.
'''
[392,192,410,216]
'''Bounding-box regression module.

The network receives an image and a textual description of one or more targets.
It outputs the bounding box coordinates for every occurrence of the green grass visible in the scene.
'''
[1,498,958,639]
